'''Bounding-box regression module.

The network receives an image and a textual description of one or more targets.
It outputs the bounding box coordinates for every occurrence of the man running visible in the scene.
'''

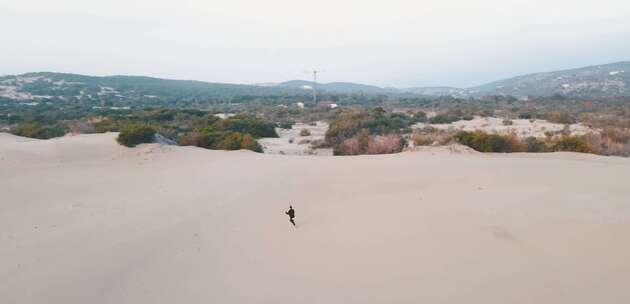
[285,206,296,226]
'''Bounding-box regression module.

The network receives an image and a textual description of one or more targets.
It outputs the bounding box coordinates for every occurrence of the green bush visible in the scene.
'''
[325,109,413,149]
[177,114,274,153]
[519,113,533,119]
[279,121,293,129]
[93,119,120,133]
[116,124,156,147]
[524,137,547,152]
[215,132,262,152]
[429,113,460,124]
[12,122,67,139]
[179,130,263,153]
[213,115,278,138]
[551,136,594,153]
[455,131,524,153]
[299,129,311,136]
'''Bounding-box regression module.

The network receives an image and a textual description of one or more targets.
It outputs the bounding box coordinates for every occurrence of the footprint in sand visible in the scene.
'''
[486,226,516,241]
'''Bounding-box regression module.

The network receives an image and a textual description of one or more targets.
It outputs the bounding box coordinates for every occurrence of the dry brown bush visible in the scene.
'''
[340,137,362,155]
[179,131,204,146]
[366,134,403,154]
[602,127,630,144]
[584,132,630,156]
[412,133,433,146]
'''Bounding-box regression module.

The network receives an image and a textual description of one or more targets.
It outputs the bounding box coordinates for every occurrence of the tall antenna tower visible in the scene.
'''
[309,69,324,104]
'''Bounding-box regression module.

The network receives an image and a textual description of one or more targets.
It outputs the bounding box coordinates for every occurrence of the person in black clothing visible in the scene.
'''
[285,206,296,226]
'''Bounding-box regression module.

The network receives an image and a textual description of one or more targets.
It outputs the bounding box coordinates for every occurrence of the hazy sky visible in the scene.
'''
[2,0,629,87]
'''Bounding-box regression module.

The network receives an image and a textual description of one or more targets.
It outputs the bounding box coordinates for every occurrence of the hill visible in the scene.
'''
[469,61,630,98]
[2,61,629,102]
[0,72,302,102]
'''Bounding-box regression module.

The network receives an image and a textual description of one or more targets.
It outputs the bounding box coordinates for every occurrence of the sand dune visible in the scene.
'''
[1,133,630,304]
[414,116,596,138]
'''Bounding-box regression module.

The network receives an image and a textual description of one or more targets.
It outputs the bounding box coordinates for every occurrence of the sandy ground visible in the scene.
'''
[415,116,596,138]
[259,122,333,155]
[1,132,630,304]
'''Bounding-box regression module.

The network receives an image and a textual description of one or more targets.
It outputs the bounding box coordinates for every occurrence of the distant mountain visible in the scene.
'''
[275,62,630,98]
[469,61,630,98]
[0,72,301,102]
[399,86,466,97]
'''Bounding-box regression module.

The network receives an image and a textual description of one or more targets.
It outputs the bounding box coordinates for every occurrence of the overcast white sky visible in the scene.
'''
[1,0,629,87]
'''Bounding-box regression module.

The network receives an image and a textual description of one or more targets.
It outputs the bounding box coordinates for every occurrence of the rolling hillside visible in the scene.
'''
[2,62,629,102]
[0,72,302,102]
[470,61,630,97]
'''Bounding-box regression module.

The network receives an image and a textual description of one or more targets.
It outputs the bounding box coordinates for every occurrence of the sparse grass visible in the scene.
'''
[299,129,311,136]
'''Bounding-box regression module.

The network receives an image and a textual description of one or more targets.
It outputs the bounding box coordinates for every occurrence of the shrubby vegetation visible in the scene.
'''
[551,136,595,154]
[454,131,524,153]
[453,130,596,154]
[2,86,630,157]
[299,129,311,136]
[116,124,157,147]
[178,114,274,152]
[12,122,68,139]
[325,108,414,155]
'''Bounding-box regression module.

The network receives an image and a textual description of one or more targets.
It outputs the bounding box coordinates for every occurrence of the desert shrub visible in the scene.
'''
[299,129,311,136]
[213,115,278,138]
[502,119,514,126]
[177,114,275,152]
[325,108,413,149]
[551,136,595,154]
[182,131,210,149]
[366,134,404,154]
[336,137,362,155]
[116,124,156,147]
[180,130,262,152]
[13,122,67,139]
[582,128,630,156]
[309,139,328,149]
[179,132,198,146]
[412,133,433,146]
[279,121,293,129]
[93,119,121,133]
[215,132,262,152]
[333,132,405,155]
[547,111,576,124]
[454,131,524,153]
[602,127,630,144]
[582,133,619,156]
[519,113,533,119]
[429,113,460,124]
[523,137,547,152]
[413,111,428,122]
